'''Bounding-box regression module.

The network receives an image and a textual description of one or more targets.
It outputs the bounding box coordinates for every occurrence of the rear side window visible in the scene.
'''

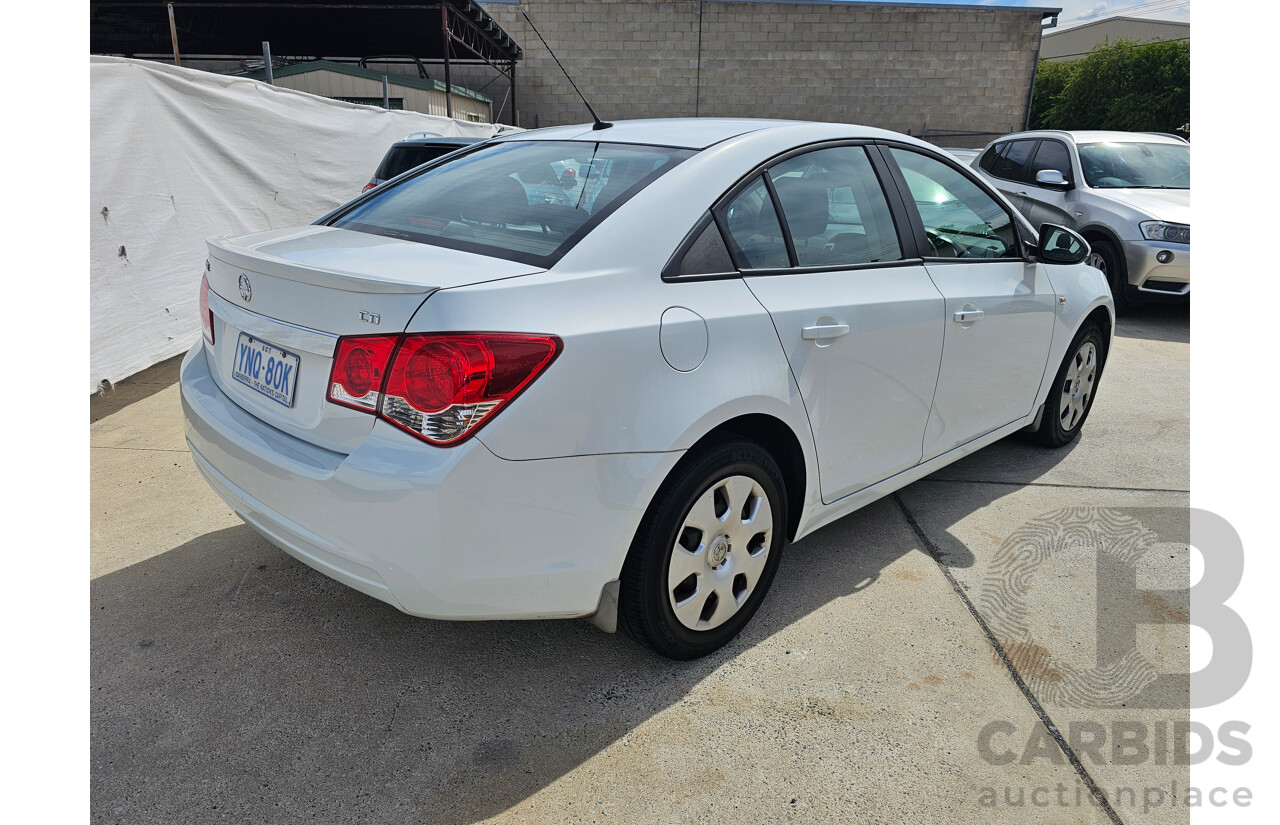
[721,177,790,269]
[376,145,466,180]
[1028,140,1073,184]
[671,218,737,278]
[334,140,694,266]
[978,143,1007,173]
[766,145,902,267]
[992,139,1037,181]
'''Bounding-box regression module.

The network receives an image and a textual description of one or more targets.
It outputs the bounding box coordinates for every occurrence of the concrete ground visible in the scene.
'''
[91,306,1189,825]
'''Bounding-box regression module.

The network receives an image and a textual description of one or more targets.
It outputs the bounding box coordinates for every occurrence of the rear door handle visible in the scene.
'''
[953,309,984,323]
[1016,190,1029,197]
[801,323,850,341]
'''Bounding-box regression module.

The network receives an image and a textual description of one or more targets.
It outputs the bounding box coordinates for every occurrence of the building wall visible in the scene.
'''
[466,0,1047,134]
[1040,16,1190,62]
[270,70,492,121]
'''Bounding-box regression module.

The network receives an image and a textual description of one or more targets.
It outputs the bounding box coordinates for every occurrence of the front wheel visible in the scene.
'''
[1033,321,1106,448]
[617,439,787,660]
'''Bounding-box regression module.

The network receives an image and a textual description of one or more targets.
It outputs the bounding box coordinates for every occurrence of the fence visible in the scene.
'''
[914,128,1009,150]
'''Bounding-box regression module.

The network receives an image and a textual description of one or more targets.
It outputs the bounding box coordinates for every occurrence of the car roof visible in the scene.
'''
[490,118,917,150]
[993,129,1188,146]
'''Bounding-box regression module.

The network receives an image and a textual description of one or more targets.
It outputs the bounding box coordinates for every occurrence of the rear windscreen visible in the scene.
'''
[376,145,464,180]
[335,140,695,266]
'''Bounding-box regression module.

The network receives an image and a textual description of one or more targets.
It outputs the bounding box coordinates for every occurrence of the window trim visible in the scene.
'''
[873,141,1032,264]
[706,138,924,278]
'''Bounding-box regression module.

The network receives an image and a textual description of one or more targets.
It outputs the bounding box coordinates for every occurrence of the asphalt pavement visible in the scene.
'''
[91,305,1190,825]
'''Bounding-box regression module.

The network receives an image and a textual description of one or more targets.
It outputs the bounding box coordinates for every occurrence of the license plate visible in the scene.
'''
[232,333,299,408]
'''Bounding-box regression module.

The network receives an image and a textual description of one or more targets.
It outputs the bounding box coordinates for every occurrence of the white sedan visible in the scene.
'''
[181,118,1112,659]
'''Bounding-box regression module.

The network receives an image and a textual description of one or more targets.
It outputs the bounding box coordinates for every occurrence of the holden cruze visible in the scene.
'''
[181,118,1113,659]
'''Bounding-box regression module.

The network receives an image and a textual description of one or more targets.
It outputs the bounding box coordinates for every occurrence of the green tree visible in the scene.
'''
[1031,39,1190,133]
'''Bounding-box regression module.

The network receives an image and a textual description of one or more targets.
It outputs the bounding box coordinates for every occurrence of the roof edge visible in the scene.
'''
[241,59,492,103]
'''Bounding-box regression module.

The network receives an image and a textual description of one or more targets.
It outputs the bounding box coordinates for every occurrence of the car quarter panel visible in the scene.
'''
[182,342,684,619]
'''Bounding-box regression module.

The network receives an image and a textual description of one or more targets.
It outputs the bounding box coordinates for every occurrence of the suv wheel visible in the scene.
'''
[1086,238,1129,313]
[617,439,787,660]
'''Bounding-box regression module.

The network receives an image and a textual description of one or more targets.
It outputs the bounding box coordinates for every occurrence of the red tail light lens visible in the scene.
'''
[324,331,562,445]
[327,334,400,411]
[381,333,562,444]
[200,275,215,345]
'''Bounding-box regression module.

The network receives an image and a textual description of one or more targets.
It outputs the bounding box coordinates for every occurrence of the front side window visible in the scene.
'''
[333,140,694,265]
[1076,141,1190,189]
[721,177,790,269]
[889,148,1020,259]
[1028,140,1073,185]
[766,146,902,267]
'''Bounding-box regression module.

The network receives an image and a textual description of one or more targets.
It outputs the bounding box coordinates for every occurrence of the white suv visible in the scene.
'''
[974,130,1189,311]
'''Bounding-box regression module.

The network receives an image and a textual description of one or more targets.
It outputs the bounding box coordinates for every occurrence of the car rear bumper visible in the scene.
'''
[1123,239,1190,297]
[180,342,679,620]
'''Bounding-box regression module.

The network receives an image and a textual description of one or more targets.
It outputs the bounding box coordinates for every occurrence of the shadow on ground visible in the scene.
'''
[92,498,974,824]
[1113,303,1189,344]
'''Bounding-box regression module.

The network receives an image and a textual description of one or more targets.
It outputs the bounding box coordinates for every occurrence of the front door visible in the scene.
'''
[883,146,1058,460]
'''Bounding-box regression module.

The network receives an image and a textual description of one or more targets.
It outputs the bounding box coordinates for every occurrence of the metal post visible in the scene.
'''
[509,62,516,127]
[440,4,453,118]
[167,3,181,66]
[262,41,274,84]
[382,75,390,109]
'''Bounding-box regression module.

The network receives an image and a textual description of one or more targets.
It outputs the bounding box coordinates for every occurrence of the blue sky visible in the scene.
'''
[889,0,1190,30]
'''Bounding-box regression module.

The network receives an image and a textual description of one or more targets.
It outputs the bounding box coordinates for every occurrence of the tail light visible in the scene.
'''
[327,334,400,412]
[326,332,562,446]
[362,183,377,193]
[200,275,215,345]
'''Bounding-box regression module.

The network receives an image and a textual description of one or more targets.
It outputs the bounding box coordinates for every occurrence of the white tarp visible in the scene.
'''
[90,55,509,394]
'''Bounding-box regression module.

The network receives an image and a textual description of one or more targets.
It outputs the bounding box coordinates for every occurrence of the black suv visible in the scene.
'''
[364,134,481,193]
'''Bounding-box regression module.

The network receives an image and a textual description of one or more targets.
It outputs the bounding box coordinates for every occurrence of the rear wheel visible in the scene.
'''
[617,439,787,660]
[1033,321,1106,448]
[1086,238,1129,313]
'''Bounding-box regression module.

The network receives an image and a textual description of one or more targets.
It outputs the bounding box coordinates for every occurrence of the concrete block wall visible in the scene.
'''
[472,0,1045,134]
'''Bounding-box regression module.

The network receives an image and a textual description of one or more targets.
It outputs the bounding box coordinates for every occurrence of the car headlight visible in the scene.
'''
[1140,221,1190,244]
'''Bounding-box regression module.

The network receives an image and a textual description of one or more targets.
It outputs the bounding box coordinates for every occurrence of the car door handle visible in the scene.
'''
[1016,190,1029,197]
[801,323,850,341]
[953,309,984,323]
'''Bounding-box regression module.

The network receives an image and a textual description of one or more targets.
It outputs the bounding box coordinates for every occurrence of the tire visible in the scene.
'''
[1033,321,1106,448]
[1086,238,1129,313]
[617,438,788,660]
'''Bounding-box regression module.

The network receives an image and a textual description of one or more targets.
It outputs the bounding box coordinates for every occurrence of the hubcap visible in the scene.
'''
[668,474,774,631]
[1058,341,1098,432]
[1086,251,1107,274]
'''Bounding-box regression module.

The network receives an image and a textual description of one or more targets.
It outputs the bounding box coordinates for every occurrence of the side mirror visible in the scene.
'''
[1035,169,1071,190]
[1036,224,1090,265]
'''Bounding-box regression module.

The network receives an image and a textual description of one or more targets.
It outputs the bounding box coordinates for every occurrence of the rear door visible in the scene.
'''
[984,138,1039,218]
[722,144,946,503]
[881,146,1056,461]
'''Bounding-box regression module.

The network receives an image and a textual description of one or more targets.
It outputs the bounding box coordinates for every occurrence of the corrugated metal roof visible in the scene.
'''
[1042,15,1189,61]
[241,59,492,103]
